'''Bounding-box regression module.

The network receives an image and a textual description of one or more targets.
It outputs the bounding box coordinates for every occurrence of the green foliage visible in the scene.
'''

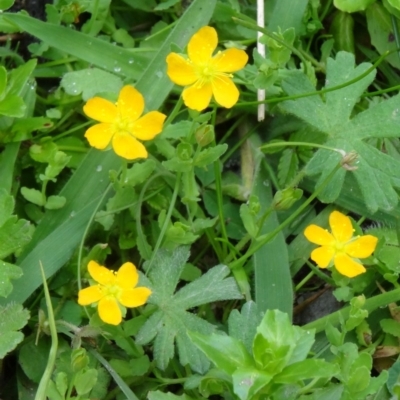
[4,0,400,397]
[281,51,400,212]
[136,247,242,373]
[0,303,30,358]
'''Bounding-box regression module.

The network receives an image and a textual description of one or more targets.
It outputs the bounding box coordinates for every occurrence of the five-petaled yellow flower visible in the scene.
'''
[83,85,166,160]
[78,261,151,325]
[166,26,248,111]
[304,211,378,278]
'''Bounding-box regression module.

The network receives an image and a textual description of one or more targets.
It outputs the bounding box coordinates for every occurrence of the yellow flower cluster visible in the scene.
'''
[82,26,247,160]
[304,211,378,278]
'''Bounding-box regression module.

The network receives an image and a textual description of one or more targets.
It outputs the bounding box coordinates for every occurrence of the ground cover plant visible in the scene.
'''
[3,0,400,398]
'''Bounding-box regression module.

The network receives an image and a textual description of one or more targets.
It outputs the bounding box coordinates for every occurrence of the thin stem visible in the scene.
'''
[146,172,182,274]
[229,163,342,269]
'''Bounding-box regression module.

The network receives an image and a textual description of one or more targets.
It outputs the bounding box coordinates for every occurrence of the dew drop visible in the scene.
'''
[114,66,121,73]
[155,71,163,78]
[128,58,134,64]
[70,211,76,218]
[96,165,102,172]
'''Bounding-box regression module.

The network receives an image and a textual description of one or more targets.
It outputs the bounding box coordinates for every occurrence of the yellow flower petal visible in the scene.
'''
[345,235,378,258]
[166,53,197,86]
[182,83,213,111]
[304,225,335,246]
[117,85,144,122]
[330,211,353,242]
[84,123,114,150]
[119,287,152,308]
[98,296,122,325]
[78,285,103,305]
[212,75,240,108]
[83,97,118,123]
[116,262,138,289]
[132,111,166,141]
[212,48,248,73]
[310,246,335,268]
[334,253,366,278]
[112,133,148,160]
[88,260,115,285]
[188,26,218,64]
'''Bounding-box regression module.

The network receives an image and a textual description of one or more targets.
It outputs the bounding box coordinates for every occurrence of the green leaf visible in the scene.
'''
[45,195,67,210]
[21,186,45,206]
[3,14,146,80]
[60,68,123,101]
[334,0,376,12]
[0,66,7,97]
[173,264,242,309]
[74,369,98,396]
[125,159,156,187]
[274,359,339,384]
[252,163,293,315]
[240,204,258,238]
[148,391,196,400]
[366,2,400,69]
[380,319,400,336]
[7,59,36,97]
[281,51,400,212]
[0,0,14,11]
[0,261,22,298]
[278,148,299,186]
[188,331,254,375]
[253,310,315,374]
[194,144,228,168]
[228,301,263,355]
[137,247,241,373]
[0,94,25,117]
[0,214,31,260]
[232,367,272,400]
[154,0,180,10]
[0,303,29,358]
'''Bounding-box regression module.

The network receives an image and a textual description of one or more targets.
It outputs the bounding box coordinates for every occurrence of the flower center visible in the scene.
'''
[115,115,133,135]
[195,62,218,84]
[103,283,122,298]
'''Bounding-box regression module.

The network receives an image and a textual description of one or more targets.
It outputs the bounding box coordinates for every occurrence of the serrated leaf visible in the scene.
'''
[173,264,242,309]
[0,217,32,259]
[0,303,30,358]
[0,261,22,298]
[60,68,123,101]
[137,247,242,373]
[125,159,156,187]
[194,144,228,168]
[280,51,400,212]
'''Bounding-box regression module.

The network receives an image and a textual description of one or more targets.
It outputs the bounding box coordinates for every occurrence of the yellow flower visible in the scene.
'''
[304,211,378,278]
[83,85,166,160]
[166,26,248,111]
[78,261,151,325]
